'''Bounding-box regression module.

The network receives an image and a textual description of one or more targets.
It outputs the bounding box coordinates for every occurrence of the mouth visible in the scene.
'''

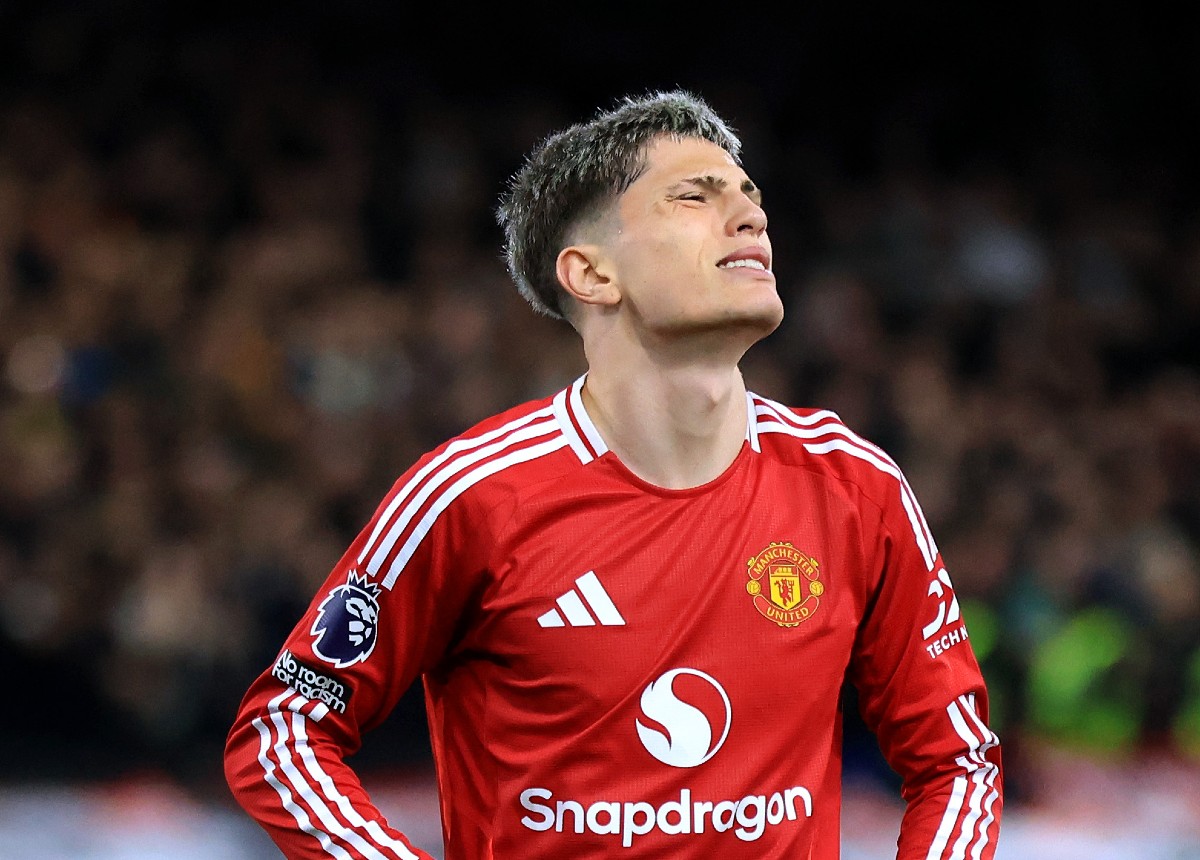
[716,247,772,272]
[717,258,768,272]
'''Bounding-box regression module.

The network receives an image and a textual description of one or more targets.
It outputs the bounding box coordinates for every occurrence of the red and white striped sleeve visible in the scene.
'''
[831,428,1002,859]
[223,401,568,859]
[755,396,1003,859]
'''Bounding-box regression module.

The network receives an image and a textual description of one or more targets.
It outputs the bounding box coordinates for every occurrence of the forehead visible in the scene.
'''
[635,135,744,185]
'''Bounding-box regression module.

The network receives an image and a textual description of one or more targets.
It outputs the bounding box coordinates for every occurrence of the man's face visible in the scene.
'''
[603,136,783,345]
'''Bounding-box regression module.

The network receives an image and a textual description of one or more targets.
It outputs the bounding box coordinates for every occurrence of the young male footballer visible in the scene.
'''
[225,89,1003,859]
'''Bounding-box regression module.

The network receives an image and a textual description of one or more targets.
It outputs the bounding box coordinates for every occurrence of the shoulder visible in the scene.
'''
[358,386,589,585]
[410,388,581,500]
[748,391,910,499]
[750,391,939,564]
[388,377,609,518]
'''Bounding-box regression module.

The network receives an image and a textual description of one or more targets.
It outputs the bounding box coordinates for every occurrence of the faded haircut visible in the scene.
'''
[496,89,743,321]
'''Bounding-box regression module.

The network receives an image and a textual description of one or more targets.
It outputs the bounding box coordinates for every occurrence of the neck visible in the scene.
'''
[581,352,750,490]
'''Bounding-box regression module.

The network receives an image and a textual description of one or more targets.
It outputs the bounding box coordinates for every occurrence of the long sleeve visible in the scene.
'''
[223,452,489,859]
[848,466,1003,859]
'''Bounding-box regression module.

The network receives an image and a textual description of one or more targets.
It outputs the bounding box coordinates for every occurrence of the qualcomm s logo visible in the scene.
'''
[635,668,731,768]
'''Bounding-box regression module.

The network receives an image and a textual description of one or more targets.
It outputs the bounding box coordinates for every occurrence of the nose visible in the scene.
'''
[729,194,768,236]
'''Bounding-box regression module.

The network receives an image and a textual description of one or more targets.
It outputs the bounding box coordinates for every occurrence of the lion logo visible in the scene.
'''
[310,570,382,668]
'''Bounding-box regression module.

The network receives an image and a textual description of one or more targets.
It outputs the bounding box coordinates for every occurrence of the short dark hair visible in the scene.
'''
[496,89,743,321]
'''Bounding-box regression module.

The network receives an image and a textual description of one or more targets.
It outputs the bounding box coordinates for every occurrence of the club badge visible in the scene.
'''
[746,541,823,628]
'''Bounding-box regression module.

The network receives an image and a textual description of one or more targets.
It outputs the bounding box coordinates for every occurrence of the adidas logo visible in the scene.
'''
[537,571,625,628]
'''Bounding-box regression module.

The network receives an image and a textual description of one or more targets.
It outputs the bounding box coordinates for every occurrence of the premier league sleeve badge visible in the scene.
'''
[310,570,383,668]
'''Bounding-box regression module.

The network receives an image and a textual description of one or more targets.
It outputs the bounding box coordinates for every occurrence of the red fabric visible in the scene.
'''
[225,378,1002,858]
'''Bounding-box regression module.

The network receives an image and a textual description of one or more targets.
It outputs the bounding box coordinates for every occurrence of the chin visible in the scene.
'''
[732,296,785,335]
[650,295,785,343]
[671,305,783,344]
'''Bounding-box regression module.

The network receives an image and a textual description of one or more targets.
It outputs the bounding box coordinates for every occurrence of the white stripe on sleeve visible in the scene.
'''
[382,436,568,589]
[357,406,554,570]
[253,692,351,859]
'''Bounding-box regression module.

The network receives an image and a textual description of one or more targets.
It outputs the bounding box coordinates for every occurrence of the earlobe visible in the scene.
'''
[556,245,620,309]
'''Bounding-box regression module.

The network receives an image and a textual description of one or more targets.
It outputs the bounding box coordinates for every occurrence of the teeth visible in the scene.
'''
[719,258,766,271]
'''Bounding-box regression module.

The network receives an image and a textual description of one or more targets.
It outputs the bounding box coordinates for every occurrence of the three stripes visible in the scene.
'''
[928,694,1002,860]
[537,570,626,628]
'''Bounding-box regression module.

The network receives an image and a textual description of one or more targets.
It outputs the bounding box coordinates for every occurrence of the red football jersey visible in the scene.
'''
[225,375,1003,859]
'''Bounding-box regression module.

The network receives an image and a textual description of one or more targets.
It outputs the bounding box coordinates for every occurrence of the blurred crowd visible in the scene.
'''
[1,6,1198,806]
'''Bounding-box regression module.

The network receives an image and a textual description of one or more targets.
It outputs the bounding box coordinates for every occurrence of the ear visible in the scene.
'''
[556,244,621,310]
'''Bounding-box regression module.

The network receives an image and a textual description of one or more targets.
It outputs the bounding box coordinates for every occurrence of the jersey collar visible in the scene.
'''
[553,374,761,464]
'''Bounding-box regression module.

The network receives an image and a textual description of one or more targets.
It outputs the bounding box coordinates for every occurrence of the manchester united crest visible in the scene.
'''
[746,541,824,627]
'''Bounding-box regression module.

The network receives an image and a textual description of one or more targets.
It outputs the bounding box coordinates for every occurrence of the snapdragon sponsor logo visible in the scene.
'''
[519,667,811,847]
[520,785,812,847]
[272,649,351,713]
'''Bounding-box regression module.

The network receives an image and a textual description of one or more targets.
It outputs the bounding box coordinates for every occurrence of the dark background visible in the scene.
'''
[1,0,1198,811]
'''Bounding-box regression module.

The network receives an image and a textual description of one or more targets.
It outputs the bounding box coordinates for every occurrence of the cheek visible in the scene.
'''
[639,231,707,283]
[612,221,712,313]
[628,252,698,315]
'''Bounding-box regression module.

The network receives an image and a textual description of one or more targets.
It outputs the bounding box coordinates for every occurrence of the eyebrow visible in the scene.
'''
[667,175,763,206]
